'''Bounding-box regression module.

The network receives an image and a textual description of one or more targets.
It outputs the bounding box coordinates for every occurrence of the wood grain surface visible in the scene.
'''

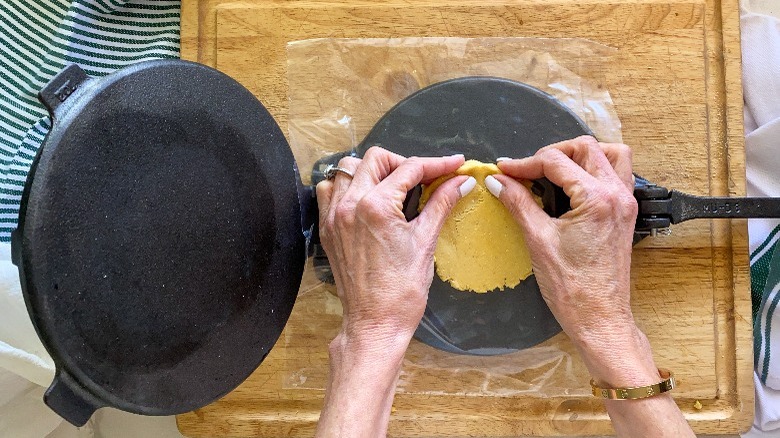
[177,0,752,436]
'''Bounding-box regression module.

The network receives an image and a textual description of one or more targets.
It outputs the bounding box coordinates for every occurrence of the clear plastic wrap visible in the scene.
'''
[283,37,621,397]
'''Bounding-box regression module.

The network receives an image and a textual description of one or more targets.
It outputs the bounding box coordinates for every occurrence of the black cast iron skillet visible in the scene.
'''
[13,61,308,426]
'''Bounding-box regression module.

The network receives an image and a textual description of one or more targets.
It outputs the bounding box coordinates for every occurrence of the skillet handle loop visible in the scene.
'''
[44,370,103,427]
[38,64,90,116]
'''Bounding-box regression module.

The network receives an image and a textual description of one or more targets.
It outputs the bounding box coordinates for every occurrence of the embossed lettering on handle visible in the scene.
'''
[54,80,79,103]
[38,64,89,116]
[702,201,741,215]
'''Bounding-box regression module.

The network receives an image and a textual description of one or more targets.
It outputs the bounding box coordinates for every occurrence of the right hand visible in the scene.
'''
[488,136,659,387]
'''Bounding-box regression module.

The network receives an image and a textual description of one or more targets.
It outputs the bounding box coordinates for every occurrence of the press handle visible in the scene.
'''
[44,370,103,427]
[38,63,90,116]
[669,191,780,223]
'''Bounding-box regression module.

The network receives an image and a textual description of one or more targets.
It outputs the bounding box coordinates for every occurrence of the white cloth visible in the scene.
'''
[750,373,780,435]
[742,0,780,436]
[0,243,54,387]
[744,0,780,251]
[0,368,80,438]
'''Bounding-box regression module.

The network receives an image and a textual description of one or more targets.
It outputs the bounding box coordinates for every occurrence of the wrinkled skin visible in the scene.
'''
[492,135,644,378]
[317,148,469,353]
[314,148,471,438]
[491,136,693,437]
[315,139,694,438]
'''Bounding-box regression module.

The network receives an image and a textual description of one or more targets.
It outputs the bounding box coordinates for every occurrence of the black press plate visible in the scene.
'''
[358,77,593,355]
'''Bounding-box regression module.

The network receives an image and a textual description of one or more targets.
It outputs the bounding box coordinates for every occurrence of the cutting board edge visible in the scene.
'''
[723,0,754,430]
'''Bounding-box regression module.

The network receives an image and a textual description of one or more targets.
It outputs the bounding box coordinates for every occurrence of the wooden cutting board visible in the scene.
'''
[177,0,752,436]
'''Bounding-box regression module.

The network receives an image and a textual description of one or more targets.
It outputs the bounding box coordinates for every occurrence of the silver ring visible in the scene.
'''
[324,165,355,180]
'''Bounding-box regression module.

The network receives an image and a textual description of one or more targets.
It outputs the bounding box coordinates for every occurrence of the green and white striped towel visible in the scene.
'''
[754,230,780,379]
[752,224,780,320]
[0,0,180,241]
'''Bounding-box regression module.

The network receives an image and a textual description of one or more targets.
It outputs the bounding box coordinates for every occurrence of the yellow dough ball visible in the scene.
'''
[419,160,534,293]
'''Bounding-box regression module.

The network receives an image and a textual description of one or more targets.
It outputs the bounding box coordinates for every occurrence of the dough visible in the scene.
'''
[419,160,534,293]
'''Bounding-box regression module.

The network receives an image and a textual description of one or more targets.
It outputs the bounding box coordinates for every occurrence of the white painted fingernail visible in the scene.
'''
[496,157,512,162]
[459,176,477,198]
[485,175,503,198]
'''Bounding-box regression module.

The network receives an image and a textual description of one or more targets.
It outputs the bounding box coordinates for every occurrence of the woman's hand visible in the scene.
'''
[489,136,693,437]
[315,147,473,437]
[317,147,471,354]
[489,135,653,384]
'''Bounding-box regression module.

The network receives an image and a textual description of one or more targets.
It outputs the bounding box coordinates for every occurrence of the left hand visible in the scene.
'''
[316,147,471,355]
[315,147,473,437]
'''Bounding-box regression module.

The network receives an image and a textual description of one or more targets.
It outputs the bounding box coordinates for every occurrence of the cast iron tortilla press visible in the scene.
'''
[309,77,595,356]
[14,60,780,426]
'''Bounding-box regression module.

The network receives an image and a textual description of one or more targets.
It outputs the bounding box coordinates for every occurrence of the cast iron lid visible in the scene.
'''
[11,60,306,426]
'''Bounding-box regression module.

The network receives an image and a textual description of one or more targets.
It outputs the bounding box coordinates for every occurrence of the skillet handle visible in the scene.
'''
[44,369,103,427]
[38,63,90,116]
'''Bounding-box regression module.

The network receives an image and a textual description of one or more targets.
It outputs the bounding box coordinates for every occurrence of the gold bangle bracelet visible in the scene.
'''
[590,369,675,400]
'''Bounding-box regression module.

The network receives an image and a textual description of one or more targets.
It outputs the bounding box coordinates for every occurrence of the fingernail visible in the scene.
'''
[496,157,512,162]
[450,153,465,160]
[485,175,503,198]
[459,176,477,198]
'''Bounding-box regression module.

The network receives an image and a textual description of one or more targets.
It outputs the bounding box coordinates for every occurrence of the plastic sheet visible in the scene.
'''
[283,37,621,397]
[288,37,620,185]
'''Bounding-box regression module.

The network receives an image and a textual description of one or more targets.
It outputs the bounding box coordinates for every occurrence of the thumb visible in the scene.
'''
[414,175,474,238]
[486,174,552,240]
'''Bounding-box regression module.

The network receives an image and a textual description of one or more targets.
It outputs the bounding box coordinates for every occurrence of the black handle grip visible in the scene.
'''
[38,64,90,116]
[669,191,780,223]
[44,370,103,426]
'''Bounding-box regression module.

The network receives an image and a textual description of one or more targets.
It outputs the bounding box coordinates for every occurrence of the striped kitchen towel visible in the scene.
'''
[751,225,780,322]
[0,0,180,242]
[751,237,780,433]
[754,239,780,386]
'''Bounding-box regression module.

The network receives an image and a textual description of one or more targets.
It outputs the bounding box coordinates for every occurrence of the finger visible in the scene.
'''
[414,175,473,237]
[350,146,408,192]
[497,148,596,204]
[500,137,634,194]
[543,137,632,191]
[535,135,615,180]
[338,146,407,207]
[599,142,634,191]
[316,180,334,224]
[374,154,466,208]
[330,156,362,207]
[486,174,553,239]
